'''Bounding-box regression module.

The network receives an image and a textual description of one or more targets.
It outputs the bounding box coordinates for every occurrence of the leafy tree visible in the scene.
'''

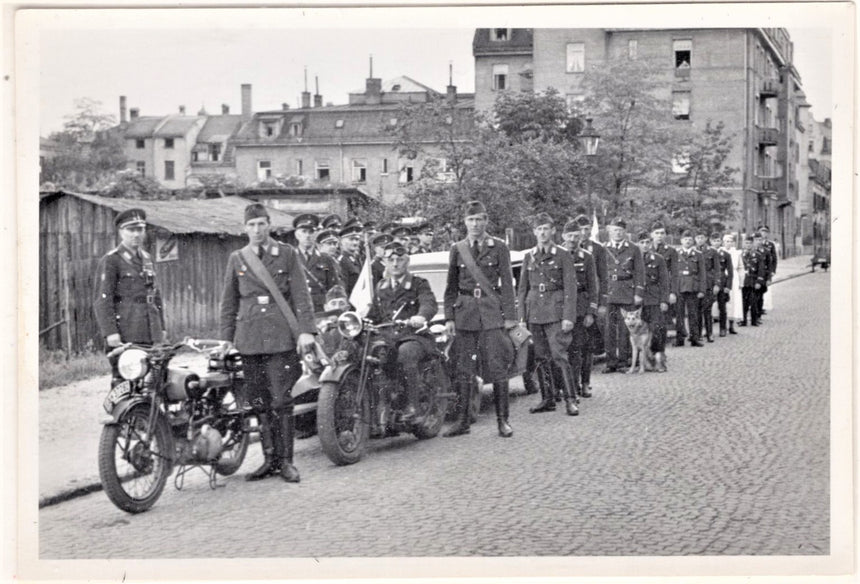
[492,88,584,144]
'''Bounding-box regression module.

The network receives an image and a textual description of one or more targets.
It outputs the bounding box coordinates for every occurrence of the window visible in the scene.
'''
[821,136,831,154]
[352,159,367,183]
[164,138,174,149]
[672,90,691,120]
[164,160,175,181]
[136,161,145,176]
[492,28,510,41]
[566,43,585,73]
[431,158,455,182]
[289,122,303,137]
[262,122,276,137]
[135,139,145,149]
[628,39,638,60]
[674,39,692,73]
[671,153,690,174]
[192,151,199,162]
[316,160,331,181]
[381,158,389,175]
[399,160,414,184]
[492,64,508,91]
[257,160,272,181]
[335,119,344,129]
[209,143,221,162]
[808,140,814,152]
[296,159,303,175]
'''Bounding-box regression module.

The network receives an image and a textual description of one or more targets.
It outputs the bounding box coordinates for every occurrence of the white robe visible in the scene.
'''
[727,249,744,321]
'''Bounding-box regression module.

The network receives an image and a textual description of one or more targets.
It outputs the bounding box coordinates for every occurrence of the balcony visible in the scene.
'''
[760,78,779,98]
[756,125,779,146]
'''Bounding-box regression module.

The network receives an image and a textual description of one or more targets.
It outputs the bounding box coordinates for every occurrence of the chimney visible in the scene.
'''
[446,62,457,104]
[179,105,186,115]
[119,96,127,124]
[365,55,382,105]
[221,103,230,114]
[301,67,311,109]
[241,83,252,120]
[130,107,140,120]
[313,76,322,108]
[282,102,290,110]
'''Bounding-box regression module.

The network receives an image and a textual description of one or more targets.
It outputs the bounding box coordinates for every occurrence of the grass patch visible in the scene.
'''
[39,344,109,391]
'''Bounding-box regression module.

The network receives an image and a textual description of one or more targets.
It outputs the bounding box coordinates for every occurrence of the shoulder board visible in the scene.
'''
[549,245,558,256]
[108,246,122,256]
[139,249,151,260]
[578,249,590,258]
[486,237,496,247]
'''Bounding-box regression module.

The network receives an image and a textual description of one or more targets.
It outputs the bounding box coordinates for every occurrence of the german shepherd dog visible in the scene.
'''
[621,307,655,374]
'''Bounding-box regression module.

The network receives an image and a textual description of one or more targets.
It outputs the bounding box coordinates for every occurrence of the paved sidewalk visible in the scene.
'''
[36,254,819,508]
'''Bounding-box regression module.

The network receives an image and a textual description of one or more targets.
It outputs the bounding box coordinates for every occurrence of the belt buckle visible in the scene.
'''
[538,283,546,293]
[611,274,618,281]
[257,295,270,305]
[145,294,156,304]
[473,288,482,299]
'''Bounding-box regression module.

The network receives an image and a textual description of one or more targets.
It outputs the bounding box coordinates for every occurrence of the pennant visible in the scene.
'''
[349,235,375,317]
[590,211,600,243]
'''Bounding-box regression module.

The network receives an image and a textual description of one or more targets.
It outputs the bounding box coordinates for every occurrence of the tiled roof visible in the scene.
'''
[472,28,534,55]
[123,117,163,138]
[196,115,243,142]
[153,115,206,137]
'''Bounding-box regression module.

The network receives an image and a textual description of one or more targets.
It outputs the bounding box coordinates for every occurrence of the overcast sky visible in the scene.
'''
[40,27,832,135]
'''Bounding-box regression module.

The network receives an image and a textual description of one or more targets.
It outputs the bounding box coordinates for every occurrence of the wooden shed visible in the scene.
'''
[39,191,295,353]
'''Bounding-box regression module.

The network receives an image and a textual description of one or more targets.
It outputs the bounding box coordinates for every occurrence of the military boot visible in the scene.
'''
[580,353,593,398]
[529,362,556,413]
[654,352,667,373]
[558,364,579,417]
[277,408,300,483]
[443,380,472,437]
[493,381,513,438]
[246,412,280,481]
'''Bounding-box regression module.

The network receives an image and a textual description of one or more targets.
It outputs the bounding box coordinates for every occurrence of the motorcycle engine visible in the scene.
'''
[189,424,223,464]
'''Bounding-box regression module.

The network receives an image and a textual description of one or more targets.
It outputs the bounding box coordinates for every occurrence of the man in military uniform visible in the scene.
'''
[292,213,344,313]
[601,217,645,373]
[367,242,438,421]
[338,221,364,296]
[443,200,517,438]
[712,232,735,336]
[370,232,393,286]
[517,213,579,416]
[739,234,766,326]
[320,214,343,232]
[571,215,606,391]
[695,231,719,342]
[674,230,706,347]
[414,223,435,254]
[219,203,316,483]
[391,225,413,250]
[650,222,679,342]
[561,218,598,397]
[757,225,778,317]
[316,229,340,260]
[94,208,166,384]
[636,232,671,371]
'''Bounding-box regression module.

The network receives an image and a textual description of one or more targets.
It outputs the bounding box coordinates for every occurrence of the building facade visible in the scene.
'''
[473,28,808,256]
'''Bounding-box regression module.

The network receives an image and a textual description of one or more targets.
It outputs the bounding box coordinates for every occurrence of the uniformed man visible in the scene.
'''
[517,213,579,416]
[650,222,679,342]
[367,242,438,421]
[443,200,517,438]
[601,217,645,373]
[315,229,340,259]
[739,234,766,326]
[674,230,706,347]
[292,213,344,313]
[370,232,394,286]
[414,222,434,254]
[94,208,166,384]
[561,218,598,397]
[219,203,316,483]
[757,225,778,316]
[572,214,606,390]
[320,213,343,232]
[712,232,735,337]
[636,232,671,372]
[695,231,719,342]
[379,222,397,235]
[338,221,364,296]
[391,225,413,250]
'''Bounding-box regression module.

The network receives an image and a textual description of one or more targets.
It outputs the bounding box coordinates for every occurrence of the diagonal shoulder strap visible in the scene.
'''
[240,246,301,335]
[456,240,500,302]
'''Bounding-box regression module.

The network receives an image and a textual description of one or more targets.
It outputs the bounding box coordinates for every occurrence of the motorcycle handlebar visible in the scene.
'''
[105,338,230,359]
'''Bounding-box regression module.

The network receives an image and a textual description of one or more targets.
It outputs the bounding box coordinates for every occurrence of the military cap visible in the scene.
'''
[321,214,343,230]
[636,231,651,243]
[709,232,723,240]
[757,224,770,233]
[363,220,378,231]
[650,221,666,232]
[463,200,487,217]
[530,212,554,228]
[390,225,412,238]
[315,229,339,245]
[695,228,709,237]
[244,203,270,224]
[379,222,397,234]
[752,231,763,238]
[680,229,694,238]
[562,219,579,234]
[573,214,591,228]
[292,213,320,230]
[383,242,410,257]
[371,233,394,247]
[115,208,147,229]
[744,235,755,242]
[339,220,364,238]
[607,217,627,229]
[414,222,434,235]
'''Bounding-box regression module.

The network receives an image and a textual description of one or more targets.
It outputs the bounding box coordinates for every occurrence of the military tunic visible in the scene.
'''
[674,247,706,342]
[579,239,606,355]
[601,239,645,368]
[741,249,766,325]
[338,252,363,297]
[641,250,670,352]
[715,248,735,331]
[297,247,343,313]
[697,244,719,339]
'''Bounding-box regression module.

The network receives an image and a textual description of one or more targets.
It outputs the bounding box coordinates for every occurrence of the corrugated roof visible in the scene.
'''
[154,115,206,137]
[41,191,295,235]
[196,115,243,142]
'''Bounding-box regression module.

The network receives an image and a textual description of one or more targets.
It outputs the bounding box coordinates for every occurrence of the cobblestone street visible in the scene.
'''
[38,272,830,559]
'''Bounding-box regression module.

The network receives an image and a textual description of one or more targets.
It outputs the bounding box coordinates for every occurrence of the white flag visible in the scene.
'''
[349,257,374,317]
[590,211,600,242]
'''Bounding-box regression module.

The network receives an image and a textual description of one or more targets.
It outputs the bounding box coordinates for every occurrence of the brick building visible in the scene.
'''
[473,28,810,257]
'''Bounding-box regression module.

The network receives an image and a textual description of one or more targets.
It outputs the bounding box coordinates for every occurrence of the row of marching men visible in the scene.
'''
[284,213,437,315]
[513,213,779,421]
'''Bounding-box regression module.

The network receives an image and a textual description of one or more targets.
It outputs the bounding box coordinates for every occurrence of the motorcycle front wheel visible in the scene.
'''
[213,389,249,476]
[98,405,172,514]
[317,369,370,466]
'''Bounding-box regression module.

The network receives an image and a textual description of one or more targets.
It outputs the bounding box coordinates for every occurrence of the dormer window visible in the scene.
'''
[492,28,510,41]
[392,84,401,91]
[263,122,276,137]
[290,122,303,137]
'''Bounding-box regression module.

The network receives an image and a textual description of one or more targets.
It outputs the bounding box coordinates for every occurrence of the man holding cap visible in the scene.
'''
[601,217,645,373]
[219,203,316,483]
[674,230,706,347]
[293,213,343,313]
[94,208,166,384]
[443,200,517,438]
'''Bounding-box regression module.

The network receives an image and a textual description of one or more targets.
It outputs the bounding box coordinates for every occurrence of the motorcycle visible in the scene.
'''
[316,312,453,465]
[98,338,249,514]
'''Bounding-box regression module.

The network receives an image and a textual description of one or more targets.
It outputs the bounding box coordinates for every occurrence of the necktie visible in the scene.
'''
[392,278,398,290]
[472,240,480,256]
[257,245,264,259]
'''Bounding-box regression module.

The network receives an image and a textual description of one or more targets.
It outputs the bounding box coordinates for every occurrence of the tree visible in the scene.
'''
[492,88,584,144]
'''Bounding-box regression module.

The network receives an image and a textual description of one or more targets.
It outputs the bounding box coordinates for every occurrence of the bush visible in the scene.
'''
[39,343,109,391]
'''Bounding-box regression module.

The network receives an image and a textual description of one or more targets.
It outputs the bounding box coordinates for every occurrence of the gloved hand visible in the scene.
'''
[408,315,427,328]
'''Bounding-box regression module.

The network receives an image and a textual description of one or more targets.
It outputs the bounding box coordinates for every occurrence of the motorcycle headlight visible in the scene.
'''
[337,311,363,339]
[117,348,149,380]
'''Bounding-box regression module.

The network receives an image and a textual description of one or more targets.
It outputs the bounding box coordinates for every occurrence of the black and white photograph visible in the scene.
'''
[9,2,855,581]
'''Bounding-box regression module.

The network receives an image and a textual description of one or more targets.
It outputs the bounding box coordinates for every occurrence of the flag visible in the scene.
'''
[349,236,375,317]
[590,211,600,242]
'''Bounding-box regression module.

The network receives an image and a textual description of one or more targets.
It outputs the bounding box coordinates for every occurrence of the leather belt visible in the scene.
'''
[536,283,562,293]
[123,295,157,304]
[459,288,496,298]
[610,274,632,281]
[255,295,271,305]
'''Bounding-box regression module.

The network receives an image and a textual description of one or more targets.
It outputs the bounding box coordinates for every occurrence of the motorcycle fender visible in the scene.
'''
[292,373,321,398]
[318,363,356,385]
[101,396,155,426]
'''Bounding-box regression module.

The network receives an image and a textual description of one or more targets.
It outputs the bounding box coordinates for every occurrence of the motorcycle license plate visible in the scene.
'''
[103,381,132,413]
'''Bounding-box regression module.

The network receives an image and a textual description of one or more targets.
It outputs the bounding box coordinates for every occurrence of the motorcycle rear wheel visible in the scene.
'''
[98,405,172,514]
[413,360,449,439]
[213,389,249,476]
[317,369,370,466]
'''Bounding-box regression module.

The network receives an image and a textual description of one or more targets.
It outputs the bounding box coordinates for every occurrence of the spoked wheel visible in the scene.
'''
[317,369,370,465]
[412,360,449,440]
[213,389,249,476]
[98,405,172,514]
